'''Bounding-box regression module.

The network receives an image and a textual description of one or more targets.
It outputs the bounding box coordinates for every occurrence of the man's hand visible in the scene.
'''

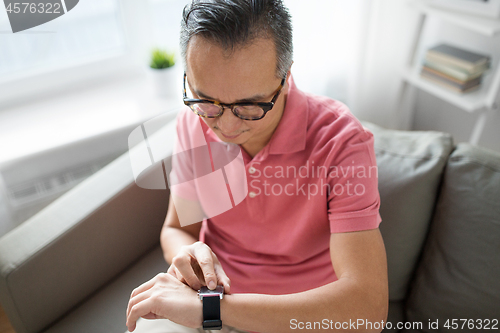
[167,241,231,293]
[126,273,202,332]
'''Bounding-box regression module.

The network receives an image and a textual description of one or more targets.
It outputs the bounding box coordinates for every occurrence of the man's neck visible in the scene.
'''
[241,142,264,158]
[240,94,287,158]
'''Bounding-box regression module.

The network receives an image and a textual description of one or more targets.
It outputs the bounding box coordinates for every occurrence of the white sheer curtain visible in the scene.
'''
[285,0,371,110]
[351,0,419,129]
[287,0,420,130]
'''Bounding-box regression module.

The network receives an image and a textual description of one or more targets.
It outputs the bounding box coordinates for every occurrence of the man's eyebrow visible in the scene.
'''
[193,88,267,103]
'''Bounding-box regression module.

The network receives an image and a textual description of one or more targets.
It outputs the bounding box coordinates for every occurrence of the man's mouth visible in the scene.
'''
[220,131,243,139]
[215,127,248,139]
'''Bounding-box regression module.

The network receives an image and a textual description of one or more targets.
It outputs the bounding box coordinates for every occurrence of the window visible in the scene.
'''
[0,0,126,78]
[0,0,188,106]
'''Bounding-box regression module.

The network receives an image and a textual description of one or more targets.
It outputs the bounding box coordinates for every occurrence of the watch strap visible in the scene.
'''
[202,296,222,330]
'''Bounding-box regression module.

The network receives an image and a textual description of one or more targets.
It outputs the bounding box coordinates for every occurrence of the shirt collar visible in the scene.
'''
[267,74,308,155]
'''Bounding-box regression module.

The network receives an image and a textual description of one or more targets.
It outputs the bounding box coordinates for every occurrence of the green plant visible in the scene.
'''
[150,48,176,69]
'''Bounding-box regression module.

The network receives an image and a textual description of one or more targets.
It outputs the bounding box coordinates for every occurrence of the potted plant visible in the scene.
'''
[148,48,177,98]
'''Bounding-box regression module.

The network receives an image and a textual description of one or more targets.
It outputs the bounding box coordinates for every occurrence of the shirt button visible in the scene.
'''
[249,191,257,198]
[248,166,256,174]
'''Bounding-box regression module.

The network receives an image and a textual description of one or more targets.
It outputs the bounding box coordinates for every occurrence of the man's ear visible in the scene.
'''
[286,62,294,84]
[284,62,293,91]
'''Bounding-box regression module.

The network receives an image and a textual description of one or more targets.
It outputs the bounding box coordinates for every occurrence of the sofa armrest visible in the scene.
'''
[0,118,176,333]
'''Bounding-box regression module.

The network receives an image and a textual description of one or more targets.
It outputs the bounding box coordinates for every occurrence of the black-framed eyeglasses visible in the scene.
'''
[183,72,286,121]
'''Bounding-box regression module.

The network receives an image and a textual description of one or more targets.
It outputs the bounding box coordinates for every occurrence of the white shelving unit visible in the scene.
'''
[398,1,500,145]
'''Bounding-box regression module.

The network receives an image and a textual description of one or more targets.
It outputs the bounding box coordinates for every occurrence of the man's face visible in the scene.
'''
[185,36,288,152]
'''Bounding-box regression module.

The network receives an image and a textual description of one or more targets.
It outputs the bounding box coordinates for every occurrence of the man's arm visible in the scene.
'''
[219,228,388,333]
[160,195,231,292]
[160,195,201,264]
[127,227,388,332]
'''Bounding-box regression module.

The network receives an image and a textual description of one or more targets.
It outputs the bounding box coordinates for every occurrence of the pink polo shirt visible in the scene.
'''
[172,75,381,295]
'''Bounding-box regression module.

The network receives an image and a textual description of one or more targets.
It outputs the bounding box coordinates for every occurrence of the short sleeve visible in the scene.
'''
[169,109,198,200]
[327,126,381,233]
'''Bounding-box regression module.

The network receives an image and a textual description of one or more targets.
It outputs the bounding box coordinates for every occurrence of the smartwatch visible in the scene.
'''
[198,285,224,330]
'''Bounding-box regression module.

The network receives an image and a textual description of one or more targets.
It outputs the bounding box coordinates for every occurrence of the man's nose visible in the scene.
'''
[216,106,242,133]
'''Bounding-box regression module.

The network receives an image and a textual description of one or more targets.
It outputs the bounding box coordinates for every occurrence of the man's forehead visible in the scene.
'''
[185,37,279,103]
[186,36,276,77]
[187,78,269,103]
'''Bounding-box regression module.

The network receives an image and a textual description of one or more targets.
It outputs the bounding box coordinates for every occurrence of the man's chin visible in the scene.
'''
[217,136,245,145]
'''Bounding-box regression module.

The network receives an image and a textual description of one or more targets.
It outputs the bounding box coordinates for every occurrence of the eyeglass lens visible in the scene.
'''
[190,103,265,120]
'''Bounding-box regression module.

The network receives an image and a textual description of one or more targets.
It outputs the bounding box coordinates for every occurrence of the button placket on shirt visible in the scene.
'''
[245,146,269,199]
[247,165,258,198]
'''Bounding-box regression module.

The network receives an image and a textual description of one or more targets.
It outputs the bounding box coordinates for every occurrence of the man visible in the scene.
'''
[126,0,388,332]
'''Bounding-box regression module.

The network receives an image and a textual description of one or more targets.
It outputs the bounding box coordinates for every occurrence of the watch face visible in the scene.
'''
[199,285,224,298]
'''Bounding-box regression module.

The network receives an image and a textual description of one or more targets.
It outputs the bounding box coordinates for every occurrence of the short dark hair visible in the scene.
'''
[180,0,293,78]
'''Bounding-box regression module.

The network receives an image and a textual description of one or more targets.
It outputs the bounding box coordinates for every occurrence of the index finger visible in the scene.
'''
[192,244,217,290]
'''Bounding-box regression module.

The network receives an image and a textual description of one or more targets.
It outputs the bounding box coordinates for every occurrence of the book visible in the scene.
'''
[420,68,481,90]
[420,70,481,93]
[423,59,486,82]
[426,53,490,75]
[421,66,481,85]
[420,73,481,94]
[425,44,490,74]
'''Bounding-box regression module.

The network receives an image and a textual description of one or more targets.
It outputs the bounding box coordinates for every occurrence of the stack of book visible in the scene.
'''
[420,44,490,94]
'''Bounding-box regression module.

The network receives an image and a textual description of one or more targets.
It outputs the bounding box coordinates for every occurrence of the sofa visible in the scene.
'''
[1,116,499,333]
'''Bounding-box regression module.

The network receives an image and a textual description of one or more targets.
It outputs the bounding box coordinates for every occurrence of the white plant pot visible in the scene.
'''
[148,66,179,99]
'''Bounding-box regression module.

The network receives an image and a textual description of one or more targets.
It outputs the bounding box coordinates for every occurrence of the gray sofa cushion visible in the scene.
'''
[0,117,177,333]
[384,300,405,332]
[42,246,166,333]
[0,153,169,333]
[364,122,453,302]
[405,143,500,332]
